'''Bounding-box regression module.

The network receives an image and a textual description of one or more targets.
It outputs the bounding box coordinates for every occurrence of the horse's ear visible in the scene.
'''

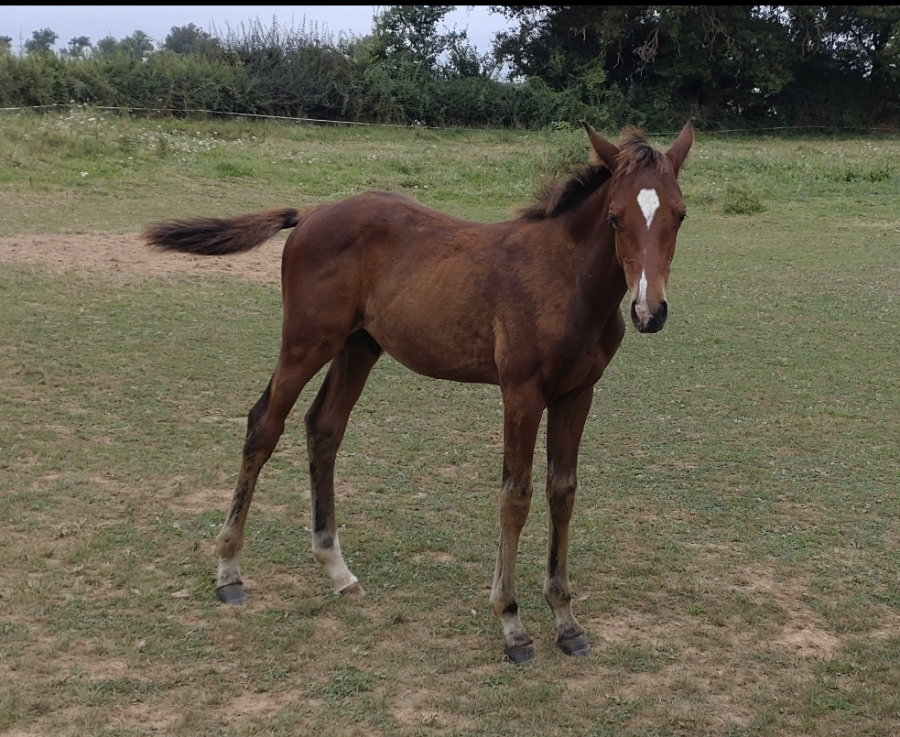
[583,122,619,172]
[666,119,694,177]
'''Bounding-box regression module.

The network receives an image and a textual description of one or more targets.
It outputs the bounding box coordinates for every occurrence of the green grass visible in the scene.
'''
[1,108,899,736]
[0,107,543,232]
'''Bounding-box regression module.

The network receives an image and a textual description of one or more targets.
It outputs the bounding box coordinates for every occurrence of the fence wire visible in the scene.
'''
[0,103,892,137]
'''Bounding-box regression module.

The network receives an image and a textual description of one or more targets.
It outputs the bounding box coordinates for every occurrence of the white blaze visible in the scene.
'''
[633,269,651,324]
[637,188,660,230]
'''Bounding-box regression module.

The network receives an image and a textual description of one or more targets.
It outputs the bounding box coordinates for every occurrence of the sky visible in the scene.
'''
[2,5,511,56]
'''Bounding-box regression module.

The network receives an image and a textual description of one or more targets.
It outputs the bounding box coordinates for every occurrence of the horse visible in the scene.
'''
[143,120,694,663]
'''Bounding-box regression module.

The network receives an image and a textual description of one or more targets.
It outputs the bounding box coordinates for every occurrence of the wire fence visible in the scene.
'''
[0,103,894,137]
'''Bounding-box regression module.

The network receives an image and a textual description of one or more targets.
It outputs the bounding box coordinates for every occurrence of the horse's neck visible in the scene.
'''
[567,185,628,306]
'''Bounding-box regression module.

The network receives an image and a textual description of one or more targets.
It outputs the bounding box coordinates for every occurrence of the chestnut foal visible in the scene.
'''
[144,121,693,663]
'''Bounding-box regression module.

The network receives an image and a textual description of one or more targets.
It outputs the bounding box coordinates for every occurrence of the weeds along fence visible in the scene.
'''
[6,42,899,134]
[0,47,623,131]
[1,102,890,143]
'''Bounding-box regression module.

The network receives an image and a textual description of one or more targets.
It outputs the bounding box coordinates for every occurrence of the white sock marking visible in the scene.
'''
[637,188,660,230]
[313,532,359,593]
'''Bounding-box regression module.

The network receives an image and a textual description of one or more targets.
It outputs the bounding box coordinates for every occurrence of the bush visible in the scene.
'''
[0,23,703,130]
[722,183,764,214]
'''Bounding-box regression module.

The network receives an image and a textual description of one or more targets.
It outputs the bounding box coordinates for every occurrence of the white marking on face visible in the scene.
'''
[637,188,660,230]
[633,268,651,323]
[632,267,669,328]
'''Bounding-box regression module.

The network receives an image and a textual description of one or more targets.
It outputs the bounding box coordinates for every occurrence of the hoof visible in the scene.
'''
[504,641,537,664]
[215,582,247,606]
[558,633,591,658]
[338,582,366,597]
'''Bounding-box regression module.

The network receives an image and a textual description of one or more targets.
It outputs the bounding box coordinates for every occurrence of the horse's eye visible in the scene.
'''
[608,213,620,229]
[678,213,687,226]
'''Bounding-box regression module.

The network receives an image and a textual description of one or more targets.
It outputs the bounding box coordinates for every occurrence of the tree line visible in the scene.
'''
[1,6,897,130]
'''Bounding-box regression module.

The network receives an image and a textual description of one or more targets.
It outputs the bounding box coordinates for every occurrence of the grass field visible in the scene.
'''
[1,108,899,736]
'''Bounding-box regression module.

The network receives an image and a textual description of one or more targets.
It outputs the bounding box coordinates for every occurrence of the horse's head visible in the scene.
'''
[585,121,694,333]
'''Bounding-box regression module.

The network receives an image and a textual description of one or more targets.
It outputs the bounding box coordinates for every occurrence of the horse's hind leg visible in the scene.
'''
[491,383,545,663]
[304,330,381,596]
[544,386,594,656]
[215,340,336,605]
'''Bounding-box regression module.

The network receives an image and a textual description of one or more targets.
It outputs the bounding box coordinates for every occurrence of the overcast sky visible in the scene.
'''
[2,5,511,55]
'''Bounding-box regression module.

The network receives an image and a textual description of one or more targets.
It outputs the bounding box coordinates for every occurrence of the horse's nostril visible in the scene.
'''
[631,300,668,333]
[646,302,668,333]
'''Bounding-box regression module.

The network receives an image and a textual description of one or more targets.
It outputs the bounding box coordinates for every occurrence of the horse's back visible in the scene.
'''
[293,189,473,247]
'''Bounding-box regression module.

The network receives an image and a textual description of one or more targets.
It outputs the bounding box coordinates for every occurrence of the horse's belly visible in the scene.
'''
[365,298,499,383]
[370,329,500,385]
[361,259,501,383]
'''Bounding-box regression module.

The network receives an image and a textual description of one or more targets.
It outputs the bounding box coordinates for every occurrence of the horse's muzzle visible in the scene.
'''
[631,300,668,333]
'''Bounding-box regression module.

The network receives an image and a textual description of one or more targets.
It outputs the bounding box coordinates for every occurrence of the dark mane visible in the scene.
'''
[518,164,612,221]
[519,127,667,221]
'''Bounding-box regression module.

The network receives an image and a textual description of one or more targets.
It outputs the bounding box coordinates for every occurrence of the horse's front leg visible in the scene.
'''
[544,385,594,656]
[491,384,545,663]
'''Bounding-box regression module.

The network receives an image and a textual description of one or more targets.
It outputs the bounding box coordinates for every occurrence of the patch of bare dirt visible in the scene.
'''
[112,702,181,732]
[729,564,839,660]
[581,563,842,731]
[391,686,478,731]
[0,232,284,284]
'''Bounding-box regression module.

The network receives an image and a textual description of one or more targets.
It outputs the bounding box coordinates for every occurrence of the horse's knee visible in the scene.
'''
[501,473,533,501]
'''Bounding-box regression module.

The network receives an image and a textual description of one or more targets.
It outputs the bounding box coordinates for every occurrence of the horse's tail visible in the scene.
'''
[142,207,302,256]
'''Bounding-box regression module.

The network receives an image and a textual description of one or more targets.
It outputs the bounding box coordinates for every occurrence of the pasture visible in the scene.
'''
[1,108,898,736]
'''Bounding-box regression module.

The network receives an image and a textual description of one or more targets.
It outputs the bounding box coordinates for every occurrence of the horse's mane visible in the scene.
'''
[615,126,669,177]
[517,164,612,221]
[518,127,668,221]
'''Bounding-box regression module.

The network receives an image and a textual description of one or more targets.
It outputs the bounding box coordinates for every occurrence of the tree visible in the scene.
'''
[24,28,58,55]
[491,7,801,124]
[370,5,458,76]
[816,6,900,88]
[490,5,900,126]
[119,30,154,60]
[0,35,12,55]
[164,23,220,55]
[641,7,797,121]
[95,35,120,58]
[368,5,496,81]
[443,33,497,79]
[779,5,900,123]
[64,36,92,58]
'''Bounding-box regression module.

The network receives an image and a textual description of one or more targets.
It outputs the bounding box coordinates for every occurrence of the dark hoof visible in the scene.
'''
[215,582,247,606]
[504,641,537,664]
[558,633,591,657]
[338,582,366,597]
